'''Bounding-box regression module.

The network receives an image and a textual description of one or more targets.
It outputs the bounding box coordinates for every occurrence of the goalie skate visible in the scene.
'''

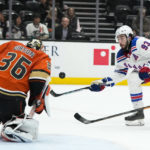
[125,110,144,126]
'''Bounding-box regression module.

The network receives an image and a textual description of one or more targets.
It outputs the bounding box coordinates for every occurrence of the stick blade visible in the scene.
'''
[74,113,91,124]
[50,90,62,97]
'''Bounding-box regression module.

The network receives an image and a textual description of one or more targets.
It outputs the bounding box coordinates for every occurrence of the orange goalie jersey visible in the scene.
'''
[0,41,51,99]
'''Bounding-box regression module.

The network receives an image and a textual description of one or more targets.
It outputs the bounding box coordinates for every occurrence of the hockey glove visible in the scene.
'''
[139,67,150,83]
[35,97,44,114]
[31,85,51,114]
[89,77,115,92]
[36,85,50,114]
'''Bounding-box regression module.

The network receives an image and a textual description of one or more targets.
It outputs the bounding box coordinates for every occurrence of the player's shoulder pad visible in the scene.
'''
[131,36,139,47]
[10,40,23,45]
[9,40,27,48]
[6,40,25,49]
[130,36,139,53]
[3,40,17,46]
[36,50,51,61]
[116,49,127,63]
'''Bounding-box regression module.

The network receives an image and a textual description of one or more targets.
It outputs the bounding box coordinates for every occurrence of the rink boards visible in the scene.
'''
[0,40,150,85]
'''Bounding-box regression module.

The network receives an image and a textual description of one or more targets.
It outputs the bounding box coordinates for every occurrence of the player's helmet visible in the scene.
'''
[115,25,133,42]
[26,39,42,50]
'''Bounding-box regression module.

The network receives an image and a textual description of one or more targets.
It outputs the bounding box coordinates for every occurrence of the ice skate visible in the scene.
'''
[125,110,144,126]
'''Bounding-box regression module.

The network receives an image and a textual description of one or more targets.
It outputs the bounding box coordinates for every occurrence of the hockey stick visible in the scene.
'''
[74,105,150,124]
[50,82,111,97]
[29,105,36,118]
[50,86,90,97]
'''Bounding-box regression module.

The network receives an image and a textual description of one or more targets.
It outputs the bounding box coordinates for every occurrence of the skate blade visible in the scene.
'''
[125,119,144,126]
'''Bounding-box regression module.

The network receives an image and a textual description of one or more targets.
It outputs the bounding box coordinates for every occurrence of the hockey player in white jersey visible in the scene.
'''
[90,25,150,126]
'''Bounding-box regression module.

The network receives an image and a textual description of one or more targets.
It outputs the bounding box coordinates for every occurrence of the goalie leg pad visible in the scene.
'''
[1,126,33,142]
[1,115,39,142]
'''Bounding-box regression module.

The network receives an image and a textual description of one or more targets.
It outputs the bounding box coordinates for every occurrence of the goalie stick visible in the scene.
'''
[74,105,150,124]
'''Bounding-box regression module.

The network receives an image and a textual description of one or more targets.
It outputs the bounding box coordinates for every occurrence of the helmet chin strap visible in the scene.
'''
[124,37,131,52]
[40,45,45,52]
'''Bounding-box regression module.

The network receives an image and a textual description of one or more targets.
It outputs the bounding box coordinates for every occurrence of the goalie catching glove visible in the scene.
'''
[89,77,115,92]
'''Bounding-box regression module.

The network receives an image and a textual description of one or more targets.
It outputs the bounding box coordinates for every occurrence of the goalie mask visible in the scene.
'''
[26,39,42,50]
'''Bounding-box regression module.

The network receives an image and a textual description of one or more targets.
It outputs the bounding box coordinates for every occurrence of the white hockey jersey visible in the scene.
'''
[26,23,49,39]
[110,36,150,84]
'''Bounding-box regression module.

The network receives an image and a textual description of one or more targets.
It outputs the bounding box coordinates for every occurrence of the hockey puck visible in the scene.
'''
[59,72,66,79]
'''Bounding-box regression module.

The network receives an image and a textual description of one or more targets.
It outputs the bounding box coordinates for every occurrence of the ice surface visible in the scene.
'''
[0,135,125,150]
[1,85,150,150]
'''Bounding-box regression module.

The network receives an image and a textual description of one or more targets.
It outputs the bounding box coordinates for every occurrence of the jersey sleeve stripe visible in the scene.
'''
[31,69,50,75]
[131,46,137,53]
[29,70,50,81]
[117,55,126,63]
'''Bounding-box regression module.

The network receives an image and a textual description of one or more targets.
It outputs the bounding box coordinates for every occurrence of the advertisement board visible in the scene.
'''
[0,40,127,84]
